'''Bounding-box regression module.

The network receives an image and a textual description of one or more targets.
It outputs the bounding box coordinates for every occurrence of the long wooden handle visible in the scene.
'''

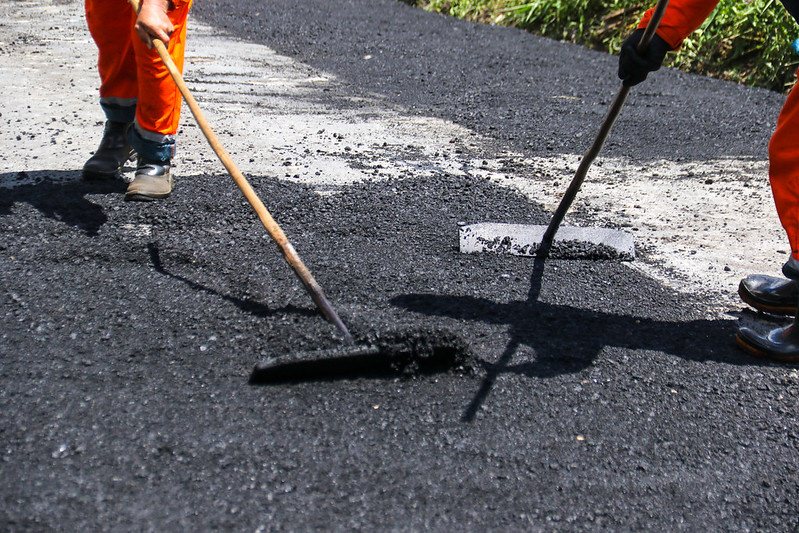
[128,0,353,343]
[537,0,670,259]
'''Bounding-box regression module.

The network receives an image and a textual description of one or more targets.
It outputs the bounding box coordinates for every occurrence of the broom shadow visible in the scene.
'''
[392,258,774,423]
[147,242,316,319]
[148,242,468,385]
[458,258,545,422]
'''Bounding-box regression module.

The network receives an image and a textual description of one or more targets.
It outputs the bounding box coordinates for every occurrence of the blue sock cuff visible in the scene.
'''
[128,126,176,162]
[100,100,136,123]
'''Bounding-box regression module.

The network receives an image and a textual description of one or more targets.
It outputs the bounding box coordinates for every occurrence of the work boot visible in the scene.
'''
[736,319,799,363]
[125,157,172,201]
[736,257,799,362]
[82,121,135,180]
[782,256,799,279]
[738,275,798,315]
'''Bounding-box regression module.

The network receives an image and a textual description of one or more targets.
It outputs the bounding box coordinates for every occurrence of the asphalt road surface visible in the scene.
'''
[2,0,798,530]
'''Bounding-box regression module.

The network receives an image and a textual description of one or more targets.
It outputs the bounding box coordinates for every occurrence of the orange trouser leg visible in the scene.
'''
[86,0,192,160]
[769,67,799,260]
[85,0,138,123]
[129,0,192,160]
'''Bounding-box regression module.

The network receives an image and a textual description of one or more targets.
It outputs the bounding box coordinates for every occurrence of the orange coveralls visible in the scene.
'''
[639,0,799,260]
[85,0,193,161]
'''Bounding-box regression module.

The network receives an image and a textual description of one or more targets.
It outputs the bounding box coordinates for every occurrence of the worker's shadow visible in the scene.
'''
[0,170,126,236]
[392,259,776,422]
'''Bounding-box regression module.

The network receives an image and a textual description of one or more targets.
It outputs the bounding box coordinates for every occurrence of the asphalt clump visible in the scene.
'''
[481,235,634,261]
[250,326,475,384]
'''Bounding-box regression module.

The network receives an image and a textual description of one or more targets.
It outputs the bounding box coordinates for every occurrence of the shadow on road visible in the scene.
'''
[393,258,770,422]
[146,242,317,320]
[0,170,125,236]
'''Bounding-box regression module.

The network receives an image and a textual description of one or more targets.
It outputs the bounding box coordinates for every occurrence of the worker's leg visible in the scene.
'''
[128,0,192,163]
[769,66,799,260]
[737,68,799,362]
[85,0,138,122]
[83,0,138,179]
[126,0,192,200]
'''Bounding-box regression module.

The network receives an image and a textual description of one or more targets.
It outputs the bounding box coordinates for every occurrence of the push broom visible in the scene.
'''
[459,0,669,261]
[127,0,467,380]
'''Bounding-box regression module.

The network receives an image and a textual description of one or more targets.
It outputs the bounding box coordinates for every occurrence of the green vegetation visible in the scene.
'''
[415,0,799,91]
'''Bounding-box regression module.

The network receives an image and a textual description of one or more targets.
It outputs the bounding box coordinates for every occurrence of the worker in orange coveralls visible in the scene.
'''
[83,0,192,201]
[620,0,799,361]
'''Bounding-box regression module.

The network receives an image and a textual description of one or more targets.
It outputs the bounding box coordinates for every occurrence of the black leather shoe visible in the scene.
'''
[738,275,798,315]
[783,257,799,280]
[125,158,172,201]
[82,121,135,180]
[736,322,799,363]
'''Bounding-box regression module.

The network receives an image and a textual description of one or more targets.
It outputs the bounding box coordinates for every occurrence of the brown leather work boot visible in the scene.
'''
[125,158,173,201]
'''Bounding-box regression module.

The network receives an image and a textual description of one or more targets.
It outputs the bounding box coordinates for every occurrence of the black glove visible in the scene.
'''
[618,28,672,87]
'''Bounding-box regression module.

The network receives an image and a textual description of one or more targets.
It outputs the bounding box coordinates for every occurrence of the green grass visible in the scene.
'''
[417,0,799,91]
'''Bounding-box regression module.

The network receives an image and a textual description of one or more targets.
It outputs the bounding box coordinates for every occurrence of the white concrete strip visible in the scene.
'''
[459,223,636,260]
[481,154,780,309]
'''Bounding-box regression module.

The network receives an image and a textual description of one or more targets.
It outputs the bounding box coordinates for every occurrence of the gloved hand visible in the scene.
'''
[617,28,672,87]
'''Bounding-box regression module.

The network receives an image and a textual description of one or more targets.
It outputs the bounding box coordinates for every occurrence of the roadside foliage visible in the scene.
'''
[417,0,799,92]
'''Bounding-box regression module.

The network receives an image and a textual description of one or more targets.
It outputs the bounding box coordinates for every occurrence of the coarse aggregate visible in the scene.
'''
[3,170,798,530]
[2,0,799,530]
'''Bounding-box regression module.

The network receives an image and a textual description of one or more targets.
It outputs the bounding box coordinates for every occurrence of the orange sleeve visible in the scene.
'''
[638,0,720,49]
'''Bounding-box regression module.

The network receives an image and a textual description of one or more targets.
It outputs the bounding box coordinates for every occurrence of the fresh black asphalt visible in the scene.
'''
[2,1,798,530]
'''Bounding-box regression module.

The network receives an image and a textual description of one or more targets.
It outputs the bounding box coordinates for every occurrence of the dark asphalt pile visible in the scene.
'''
[3,0,798,530]
[250,326,476,384]
[479,235,634,261]
[3,168,798,530]
[545,240,634,261]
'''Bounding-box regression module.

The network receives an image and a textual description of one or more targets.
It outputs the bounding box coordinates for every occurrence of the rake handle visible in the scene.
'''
[128,0,353,343]
[537,0,669,259]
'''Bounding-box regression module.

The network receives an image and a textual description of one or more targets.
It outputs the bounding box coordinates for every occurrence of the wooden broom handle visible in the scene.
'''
[128,0,353,343]
[537,0,669,259]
